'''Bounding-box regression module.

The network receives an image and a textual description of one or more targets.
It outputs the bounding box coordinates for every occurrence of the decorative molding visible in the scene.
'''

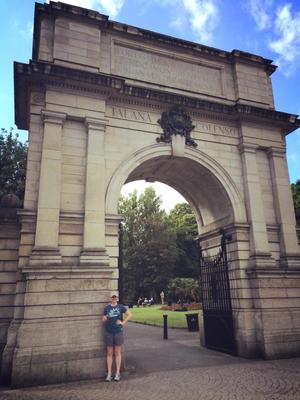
[238,142,258,154]
[85,117,109,132]
[157,105,197,147]
[41,109,67,125]
[80,248,110,267]
[267,146,286,158]
[15,61,300,132]
[29,246,62,266]
[31,91,45,105]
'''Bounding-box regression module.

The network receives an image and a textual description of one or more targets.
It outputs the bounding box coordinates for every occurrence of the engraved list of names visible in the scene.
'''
[113,44,223,96]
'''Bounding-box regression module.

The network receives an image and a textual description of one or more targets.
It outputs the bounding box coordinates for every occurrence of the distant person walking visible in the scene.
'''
[102,294,132,382]
[160,291,165,305]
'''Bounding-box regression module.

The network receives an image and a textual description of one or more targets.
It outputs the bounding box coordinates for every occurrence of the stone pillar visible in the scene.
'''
[239,143,275,269]
[30,110,66,266]
[268,147,300,268]
[80,117,109,266]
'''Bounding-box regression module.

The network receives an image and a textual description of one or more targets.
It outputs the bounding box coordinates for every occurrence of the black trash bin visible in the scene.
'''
[185,313,199,332]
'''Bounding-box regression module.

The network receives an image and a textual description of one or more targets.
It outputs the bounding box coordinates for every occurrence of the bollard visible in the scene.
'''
[163,314,168,339]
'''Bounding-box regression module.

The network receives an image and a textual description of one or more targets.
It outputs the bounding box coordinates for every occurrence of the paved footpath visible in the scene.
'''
[1,323,300,400]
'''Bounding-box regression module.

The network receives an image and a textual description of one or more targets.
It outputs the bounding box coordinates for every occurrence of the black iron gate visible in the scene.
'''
[199,229,236,355]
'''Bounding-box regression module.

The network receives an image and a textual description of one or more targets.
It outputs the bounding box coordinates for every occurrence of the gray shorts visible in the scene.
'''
[104,331,124,347]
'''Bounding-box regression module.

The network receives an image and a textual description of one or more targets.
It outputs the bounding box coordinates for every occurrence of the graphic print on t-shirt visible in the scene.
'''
[104,304,126,333]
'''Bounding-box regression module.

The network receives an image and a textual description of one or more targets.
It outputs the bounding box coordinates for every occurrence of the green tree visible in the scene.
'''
[118,188,178,304]
[0,128,27,204]
[167,203,200,279]
[167,277,201,304]
[291,179,300,225]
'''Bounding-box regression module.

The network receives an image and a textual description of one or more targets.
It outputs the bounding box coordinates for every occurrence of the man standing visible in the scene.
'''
[160,291,165,305]
[102,294,132,381]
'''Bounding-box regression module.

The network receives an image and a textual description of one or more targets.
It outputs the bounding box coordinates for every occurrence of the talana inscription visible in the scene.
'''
[113,44,223,95]
[109,106,153,123]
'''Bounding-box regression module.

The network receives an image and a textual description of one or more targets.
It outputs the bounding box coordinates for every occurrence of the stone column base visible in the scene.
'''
[279,253,300,269]
[246,251,276,273]
[80,248,110,266]
[29,247,62,266]
[11,343,107,387]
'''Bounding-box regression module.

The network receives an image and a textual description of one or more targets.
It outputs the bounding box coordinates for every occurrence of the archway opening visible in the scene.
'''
[123,155,234,231]
[115,153,237,356]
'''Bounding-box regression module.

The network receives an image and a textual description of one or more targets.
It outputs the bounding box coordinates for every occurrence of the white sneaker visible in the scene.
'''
[105,373,112,382]
[114,373,120,381]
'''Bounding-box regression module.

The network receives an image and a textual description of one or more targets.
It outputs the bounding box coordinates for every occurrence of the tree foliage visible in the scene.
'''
[118,188,178,304]
[291,180,300,225]
[0,128,27,203]
[167,203,200,279]
[118,189,202,305]
[167,277,201,303]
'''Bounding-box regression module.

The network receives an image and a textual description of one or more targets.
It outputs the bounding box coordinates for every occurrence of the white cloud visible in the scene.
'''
[246,0,273,31]
[96,0,125,18]
[157,0,219,44]
[287,152,299,162]
[48,0,125,18]
[12,20,33,39]
[170,13,187,31]
[20,22,34,38]
[181,0,219,44]
[269,4,300,76]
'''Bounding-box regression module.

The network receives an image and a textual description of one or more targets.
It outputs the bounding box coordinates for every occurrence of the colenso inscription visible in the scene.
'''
[110,106,152,123]
[196,122,238,137]
[114,45,222,95]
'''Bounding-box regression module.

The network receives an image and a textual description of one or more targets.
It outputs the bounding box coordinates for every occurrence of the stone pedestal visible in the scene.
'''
[10,266,116,387]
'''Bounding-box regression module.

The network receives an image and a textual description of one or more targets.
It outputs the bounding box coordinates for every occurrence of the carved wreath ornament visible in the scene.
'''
[157,105,197,147]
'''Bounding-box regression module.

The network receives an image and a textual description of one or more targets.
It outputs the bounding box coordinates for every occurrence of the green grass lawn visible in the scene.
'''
[130,304,202,329]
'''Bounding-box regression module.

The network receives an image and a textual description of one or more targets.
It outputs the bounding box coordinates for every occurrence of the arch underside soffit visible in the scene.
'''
[127,156,232,230]
[106,145,246,233]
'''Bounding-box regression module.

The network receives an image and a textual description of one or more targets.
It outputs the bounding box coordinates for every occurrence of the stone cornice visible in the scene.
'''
[85,117,109,132]
[33,1,276,75]
[14,60,300,134]
[41,109,67,125]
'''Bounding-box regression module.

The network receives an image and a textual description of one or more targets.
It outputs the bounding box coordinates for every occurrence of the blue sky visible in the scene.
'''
[1,0,300,191]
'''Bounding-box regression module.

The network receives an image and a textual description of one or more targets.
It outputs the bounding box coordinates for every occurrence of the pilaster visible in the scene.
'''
[267,146,300,269]
[239,142,275,270]
[30,110,66,266]
[80,117,110,266]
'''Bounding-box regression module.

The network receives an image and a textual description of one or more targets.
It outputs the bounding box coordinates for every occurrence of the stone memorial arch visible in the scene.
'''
[0,1,300,387]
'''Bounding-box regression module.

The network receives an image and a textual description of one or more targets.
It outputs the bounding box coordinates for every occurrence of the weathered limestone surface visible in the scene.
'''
[1,0,299,387]
[0,207,20,384]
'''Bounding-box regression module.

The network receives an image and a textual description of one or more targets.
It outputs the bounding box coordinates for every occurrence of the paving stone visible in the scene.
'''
[1,323,299,399]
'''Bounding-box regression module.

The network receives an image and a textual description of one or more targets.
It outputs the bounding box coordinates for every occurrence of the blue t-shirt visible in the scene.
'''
[104,304,127,333]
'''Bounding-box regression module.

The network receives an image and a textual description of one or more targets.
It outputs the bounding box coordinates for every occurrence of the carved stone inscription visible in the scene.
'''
[108,106,238,138]
[108,106,153,123]
[113,44,223,95]
[196,121,238,137]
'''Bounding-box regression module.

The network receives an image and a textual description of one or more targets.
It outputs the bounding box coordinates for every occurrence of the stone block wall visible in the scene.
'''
[5,0,299,387]
[35,1,275,109]
[0,208,20,377]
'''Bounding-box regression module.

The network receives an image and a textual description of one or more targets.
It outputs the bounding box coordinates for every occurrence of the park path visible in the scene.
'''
[1,322,300,400]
